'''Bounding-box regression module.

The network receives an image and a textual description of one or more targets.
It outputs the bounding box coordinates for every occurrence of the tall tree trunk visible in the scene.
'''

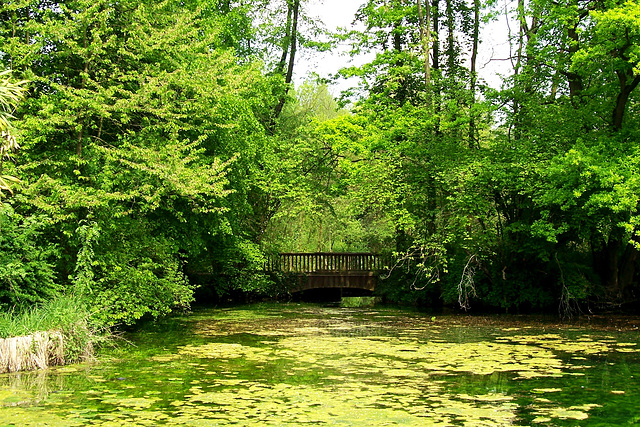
[509,0,527,142]
[417,0,432,105]
[468,0,480,148]
[513,0,526,77]
[273,0,300,122]
[565,24,584,105]
[431,0,441,134]
[593,237,639,302]
[284,0,299,86]
[619,239,639,298]
[431,0,439,72]
[445,0,455,72]
[275,2,293,75]
[393,23,402,52]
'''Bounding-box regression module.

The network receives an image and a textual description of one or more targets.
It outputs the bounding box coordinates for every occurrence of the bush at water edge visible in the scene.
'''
[0,295,103,373]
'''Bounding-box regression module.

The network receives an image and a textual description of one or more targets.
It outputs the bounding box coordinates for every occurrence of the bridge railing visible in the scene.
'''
[267,252,385,274]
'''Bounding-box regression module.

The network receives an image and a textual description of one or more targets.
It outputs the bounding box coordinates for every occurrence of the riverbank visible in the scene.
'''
[0,296,100,374]
[0,332,64,373]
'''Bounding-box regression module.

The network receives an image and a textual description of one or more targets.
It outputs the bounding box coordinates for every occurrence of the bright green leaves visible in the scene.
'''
[100,140,234,216]
[536,137,640,245]
[573,1,640,77]
[314,114,370,157]
[261,83,403,254]
[0,71,25,139]
[72,220,100,297]
[91,217,194,327]
[555,0,640,129]
[0,71,26,195]
[0,0,284,323]
[0,0,637,316]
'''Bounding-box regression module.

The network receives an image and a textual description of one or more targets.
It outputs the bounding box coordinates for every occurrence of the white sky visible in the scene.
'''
[293,0,368,93]
[294,0,514,93]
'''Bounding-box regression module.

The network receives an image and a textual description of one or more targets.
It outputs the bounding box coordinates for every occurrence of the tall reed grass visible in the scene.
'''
[0,295,101,373]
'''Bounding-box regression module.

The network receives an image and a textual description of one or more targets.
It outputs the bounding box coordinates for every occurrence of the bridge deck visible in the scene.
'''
[267,253,385,292]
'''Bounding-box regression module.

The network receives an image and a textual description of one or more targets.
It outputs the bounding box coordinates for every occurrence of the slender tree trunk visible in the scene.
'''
[393,22,402,52]
[431,0,439,72]
[273,0,300,122]
[509,0,527,142]
[445,0,455,72]
[416,0,431,88]
[514,0,526,77]
[276,2,293,75]
[417,0,432,105]
[431,0,441,133]
[566,25,584,104]
[284,0,299,86]
[468,0,480,148]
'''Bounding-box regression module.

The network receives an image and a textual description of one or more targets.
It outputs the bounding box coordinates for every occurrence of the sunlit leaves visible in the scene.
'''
[0,71,26,138]
[0,71,27,195]
[572,1,640,78]
[0,0,282,320]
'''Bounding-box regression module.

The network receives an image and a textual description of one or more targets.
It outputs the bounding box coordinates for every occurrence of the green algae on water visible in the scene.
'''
[1,305,639,426]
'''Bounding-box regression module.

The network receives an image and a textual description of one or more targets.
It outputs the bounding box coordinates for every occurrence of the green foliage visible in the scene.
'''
[263,99,397,254]
[0,0,284,323]
[0,0,638,320]
[321,0,640,312]
[340,296,378,307]
[0,294,100,362]
[0,71,25,140]
[0,200,60,310]
[573,2,640,80]
[0,71,26,194]
[72,220,99,296]
[91,217,194,327]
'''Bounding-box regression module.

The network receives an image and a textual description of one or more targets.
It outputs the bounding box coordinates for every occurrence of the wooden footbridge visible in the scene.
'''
[267,252,386,292]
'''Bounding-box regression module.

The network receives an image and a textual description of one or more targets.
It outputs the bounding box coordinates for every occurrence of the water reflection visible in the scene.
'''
[0,304,639,425]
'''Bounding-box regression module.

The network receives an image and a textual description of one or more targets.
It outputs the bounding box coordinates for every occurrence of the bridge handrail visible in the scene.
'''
[267,252,386,274]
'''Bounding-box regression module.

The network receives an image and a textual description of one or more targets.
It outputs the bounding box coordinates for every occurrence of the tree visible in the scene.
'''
[485,0,640,309]
[0,0,279,323]
[0,71,25,195]
[328,0,639,312]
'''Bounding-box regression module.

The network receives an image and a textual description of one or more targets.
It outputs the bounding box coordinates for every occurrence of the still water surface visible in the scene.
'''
[1,304,639,426]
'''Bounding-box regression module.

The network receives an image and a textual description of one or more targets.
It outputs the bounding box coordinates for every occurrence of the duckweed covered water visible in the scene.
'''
[1,304,639,426]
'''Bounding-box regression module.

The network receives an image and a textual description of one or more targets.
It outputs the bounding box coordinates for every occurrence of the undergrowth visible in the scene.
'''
[0,294,106,362]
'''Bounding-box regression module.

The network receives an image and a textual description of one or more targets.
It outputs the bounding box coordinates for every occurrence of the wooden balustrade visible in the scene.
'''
[267,252,385,273]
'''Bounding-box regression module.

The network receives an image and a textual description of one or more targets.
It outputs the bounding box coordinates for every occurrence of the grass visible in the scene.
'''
[0,295,104,372]
[0,295,86,337]
[341,296,379,308]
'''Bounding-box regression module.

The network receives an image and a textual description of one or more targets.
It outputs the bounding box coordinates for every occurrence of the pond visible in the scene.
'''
[1,303,639,426]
